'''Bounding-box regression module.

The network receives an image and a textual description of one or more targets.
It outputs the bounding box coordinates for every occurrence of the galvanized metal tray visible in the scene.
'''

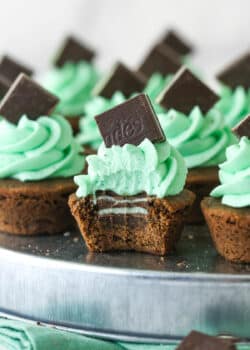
[0,225,249,344]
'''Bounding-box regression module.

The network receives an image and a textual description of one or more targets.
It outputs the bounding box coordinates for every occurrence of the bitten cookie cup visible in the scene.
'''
[185,166,219,224]
[69,189,195,255]
[0,179,77,235]
[201,197,250,263]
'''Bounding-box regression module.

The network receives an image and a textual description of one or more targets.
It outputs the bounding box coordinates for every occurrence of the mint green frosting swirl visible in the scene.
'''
[157,107,236,169]
[41,61,99,116]
[74,139,187,198]
[211,136,250,207]
[215,86,250,128]
[0,115,85,181]
[76,92,126,149]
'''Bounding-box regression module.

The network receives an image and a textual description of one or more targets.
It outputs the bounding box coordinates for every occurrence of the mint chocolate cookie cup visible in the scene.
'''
[0,179,76,235]
[201,197,250,263]
[69,189,195,255]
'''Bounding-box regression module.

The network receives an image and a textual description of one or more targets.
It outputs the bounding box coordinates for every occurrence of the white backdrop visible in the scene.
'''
[1,0,250,79]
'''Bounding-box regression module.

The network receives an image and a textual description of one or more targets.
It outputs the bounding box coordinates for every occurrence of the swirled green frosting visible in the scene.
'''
[74,138,187,198]
[157,106,236,169]
[41,61,99,117]
[76,92,126,149]
[215,86,250,128]
[211,136,250,207]
[0,115,85,181]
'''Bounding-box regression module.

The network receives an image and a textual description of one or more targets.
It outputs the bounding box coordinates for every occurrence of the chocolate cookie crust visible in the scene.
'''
[0,178,77,235]
[201,196,250,263]
[69,189,195,255]
[185,166,219,224]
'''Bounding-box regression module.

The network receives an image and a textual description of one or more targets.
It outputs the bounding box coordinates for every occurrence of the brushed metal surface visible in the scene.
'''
[0,225,250,343]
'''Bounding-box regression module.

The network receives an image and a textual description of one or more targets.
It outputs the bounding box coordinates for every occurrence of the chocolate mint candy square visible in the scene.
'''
[138,43,182,79]
[158,67,219,114]
[0,73,59,124]
[95,93,165,147]
[217,52,250,89]
[0,75,11,98]
[54,35,95,67]
[162,29,193,56]
[176,331,236,350]
[0,55,33,84]
[93,62,146,98]
[232,114,250,138]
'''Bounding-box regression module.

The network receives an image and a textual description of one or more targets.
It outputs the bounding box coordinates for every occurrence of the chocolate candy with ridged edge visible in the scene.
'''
[93,61,146,98]
[54,35,95,67]
[161,29,193,56]
[157,67,219,114]
[176,331,236,350]
[138,43,182,79]
[232,114,250,138]
[0,73,59,124]
[217,52,250,89]
[95,93,165,147]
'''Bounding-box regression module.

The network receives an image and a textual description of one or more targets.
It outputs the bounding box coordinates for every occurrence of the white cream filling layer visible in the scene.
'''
[96,195,148,204]
[98,207,148,216]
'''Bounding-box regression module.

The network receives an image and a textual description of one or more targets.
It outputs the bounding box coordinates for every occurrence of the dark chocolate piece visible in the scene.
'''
[54,35,95,67]
[232,114,250,138]
[162,30,193,56]
[0,73,59,124]
[0,75,10,98]
[158,67,219,114]
[95,93,165,147]
[217,52,250,89]
[0,55,33,83]
[138,43,182,78]
[176,331,236,350]
[93,62,146,98]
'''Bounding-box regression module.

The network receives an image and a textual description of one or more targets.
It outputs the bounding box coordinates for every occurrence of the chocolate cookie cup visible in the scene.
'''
[69,94,195,255]
[69,189,194,255]
[0,179,76,235]
[202,116,250,263]
[185,167,219,223]
[201,197,250,263]
[0,74,85,235]
[157,67,236,224]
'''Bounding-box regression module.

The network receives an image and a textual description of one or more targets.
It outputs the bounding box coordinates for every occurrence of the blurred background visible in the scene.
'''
[1,0,250,79]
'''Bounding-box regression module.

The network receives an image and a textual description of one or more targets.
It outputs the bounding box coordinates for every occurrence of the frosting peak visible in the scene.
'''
[211,136,250,207]
[74,138,187,198]
[158,106,236,168]
[215,86,250,128]
[41,61,99,116]
[0,115,85,181]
